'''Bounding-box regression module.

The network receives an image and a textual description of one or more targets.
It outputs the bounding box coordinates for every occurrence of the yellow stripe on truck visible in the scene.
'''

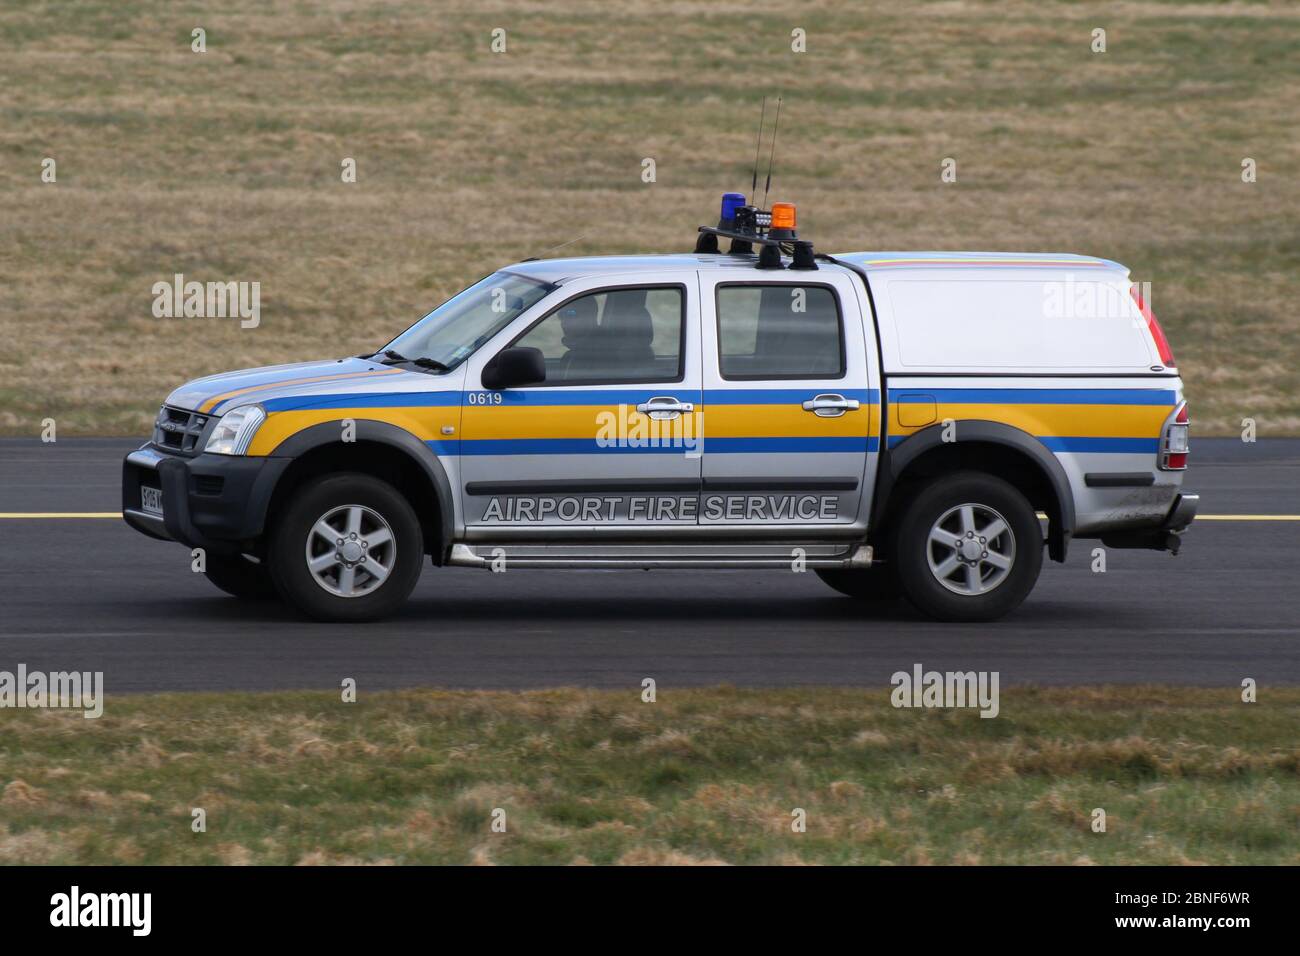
[246,407,459,456]
[888,403,1169,440]
[706,403,880,439]
[459,404,667,440]
[460,403,882,441]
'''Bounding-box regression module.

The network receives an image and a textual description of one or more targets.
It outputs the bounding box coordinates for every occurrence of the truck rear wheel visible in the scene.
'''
[267,473,424,622]
[893,472,1042,622]
[202,552,277,600]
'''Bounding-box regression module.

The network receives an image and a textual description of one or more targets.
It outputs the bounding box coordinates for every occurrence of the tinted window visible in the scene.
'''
[717,285,843,379]
[514,287,684,384]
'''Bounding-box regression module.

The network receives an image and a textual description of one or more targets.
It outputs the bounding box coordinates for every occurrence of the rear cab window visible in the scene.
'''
[715,284,845,380]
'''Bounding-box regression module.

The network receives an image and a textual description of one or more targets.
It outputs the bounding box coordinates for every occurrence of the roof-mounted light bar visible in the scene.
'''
[693,194,817,270]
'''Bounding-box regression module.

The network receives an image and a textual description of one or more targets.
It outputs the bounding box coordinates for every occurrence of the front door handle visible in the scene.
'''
[802,393,861,418]
[636,396,694,420]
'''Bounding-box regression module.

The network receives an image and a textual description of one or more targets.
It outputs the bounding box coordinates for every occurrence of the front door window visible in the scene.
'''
[513,287,685,384]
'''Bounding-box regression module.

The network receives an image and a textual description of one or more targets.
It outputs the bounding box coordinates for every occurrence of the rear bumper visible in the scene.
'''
[1100,492,1199,554]
[122,445,289,553]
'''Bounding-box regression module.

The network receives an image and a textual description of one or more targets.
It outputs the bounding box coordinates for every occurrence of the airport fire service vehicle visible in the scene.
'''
[123,194,1197,622]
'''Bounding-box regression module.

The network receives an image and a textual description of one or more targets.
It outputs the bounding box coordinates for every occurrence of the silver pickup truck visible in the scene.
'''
[123,197,1197,622]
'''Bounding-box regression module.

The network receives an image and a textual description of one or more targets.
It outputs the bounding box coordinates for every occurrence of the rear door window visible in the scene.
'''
[716,284,844,380]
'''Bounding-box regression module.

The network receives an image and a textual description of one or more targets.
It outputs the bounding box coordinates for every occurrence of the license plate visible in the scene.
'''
[140,486,164,517]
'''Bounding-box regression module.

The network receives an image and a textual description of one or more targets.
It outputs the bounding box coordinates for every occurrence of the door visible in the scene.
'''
[699,273,874,531]
[459,275,702,534]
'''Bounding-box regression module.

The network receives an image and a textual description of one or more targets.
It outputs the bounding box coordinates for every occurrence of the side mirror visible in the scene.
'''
[481,346,546,390]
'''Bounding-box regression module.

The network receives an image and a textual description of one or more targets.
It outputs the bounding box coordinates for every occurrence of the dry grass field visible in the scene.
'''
[1,685,1297,865]
[1,0,1297,435]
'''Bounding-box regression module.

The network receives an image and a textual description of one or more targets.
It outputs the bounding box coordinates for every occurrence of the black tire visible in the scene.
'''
[202,552,277,599]
[267,473,424,622]
[815,564,901,601]
[893,471,1043,622]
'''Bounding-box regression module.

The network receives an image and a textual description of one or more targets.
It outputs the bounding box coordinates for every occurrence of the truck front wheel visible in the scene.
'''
[893,472,1043,622]
[267,473,424,622]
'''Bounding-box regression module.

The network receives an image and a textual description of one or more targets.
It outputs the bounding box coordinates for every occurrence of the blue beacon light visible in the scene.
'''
[720,192,746,227]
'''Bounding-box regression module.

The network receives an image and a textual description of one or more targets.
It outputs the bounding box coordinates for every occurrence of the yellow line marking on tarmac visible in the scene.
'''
[1195,515,1300,521]
[0,512,124,518]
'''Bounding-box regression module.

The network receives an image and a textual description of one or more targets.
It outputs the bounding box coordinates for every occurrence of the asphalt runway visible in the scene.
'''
[1,438,1296,693]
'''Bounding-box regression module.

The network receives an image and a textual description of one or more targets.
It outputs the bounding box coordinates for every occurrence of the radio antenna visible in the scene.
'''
[762,95,782,209]
[750,97,767,197]
[520,233,588,262]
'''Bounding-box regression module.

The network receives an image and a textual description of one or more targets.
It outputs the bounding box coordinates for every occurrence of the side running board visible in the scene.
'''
[447,542,873,570]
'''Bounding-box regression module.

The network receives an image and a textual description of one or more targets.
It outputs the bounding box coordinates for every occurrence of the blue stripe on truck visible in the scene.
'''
[888,388,1176,406]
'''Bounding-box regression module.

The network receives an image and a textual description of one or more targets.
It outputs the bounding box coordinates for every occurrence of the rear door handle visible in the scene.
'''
[802,393,860,417]
[636,396,694,419]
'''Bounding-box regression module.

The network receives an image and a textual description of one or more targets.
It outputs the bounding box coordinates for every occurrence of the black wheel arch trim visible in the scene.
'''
[268,419,455,559]
[873,420,1075,562]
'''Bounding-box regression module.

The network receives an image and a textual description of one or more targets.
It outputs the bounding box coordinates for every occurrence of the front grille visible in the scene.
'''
[153,406,210,454]
[193,475,224,496]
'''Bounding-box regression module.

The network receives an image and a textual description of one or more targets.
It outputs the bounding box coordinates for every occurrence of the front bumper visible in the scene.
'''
[1100,492,1199,554]
[122,445,290,553]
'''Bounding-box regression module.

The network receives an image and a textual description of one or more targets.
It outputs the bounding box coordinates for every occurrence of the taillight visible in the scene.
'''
[1130,286,1176,367]
[1160,401,1189,470]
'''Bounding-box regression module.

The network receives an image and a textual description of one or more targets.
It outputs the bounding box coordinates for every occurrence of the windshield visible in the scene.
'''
[382,271,556,369]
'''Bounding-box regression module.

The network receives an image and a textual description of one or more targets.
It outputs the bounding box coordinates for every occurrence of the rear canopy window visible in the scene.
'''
[887,278,1155,369]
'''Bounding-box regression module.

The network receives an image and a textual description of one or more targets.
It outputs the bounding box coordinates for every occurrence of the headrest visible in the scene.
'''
[559,296,598,323]
[600,293,654,347]
[559,296,599,347]
[755,286,800,351]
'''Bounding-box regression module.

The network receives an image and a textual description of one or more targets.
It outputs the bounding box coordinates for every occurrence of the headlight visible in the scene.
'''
[204,404,266,455]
